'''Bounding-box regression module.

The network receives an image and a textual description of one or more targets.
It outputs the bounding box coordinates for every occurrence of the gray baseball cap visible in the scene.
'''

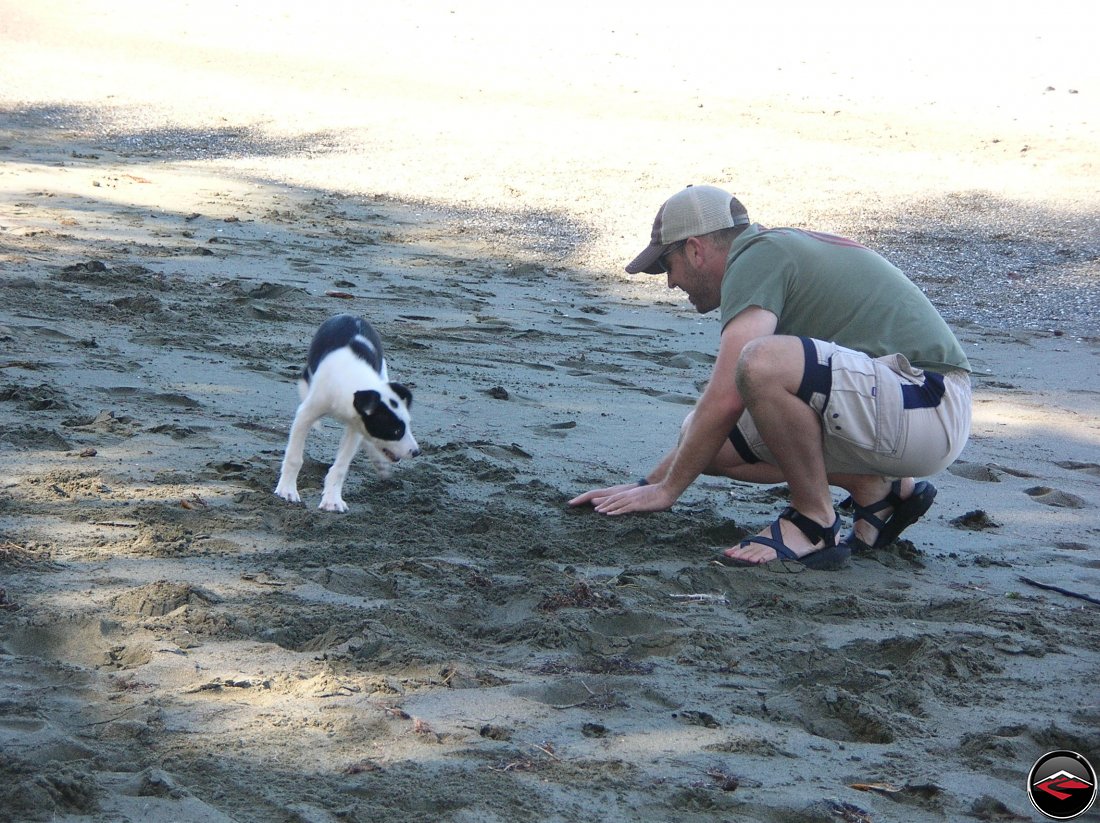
[626,185,749,274]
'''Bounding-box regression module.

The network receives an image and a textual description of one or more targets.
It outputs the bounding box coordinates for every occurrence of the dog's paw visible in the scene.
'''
[319,496,348,513]
[274,484,302,504]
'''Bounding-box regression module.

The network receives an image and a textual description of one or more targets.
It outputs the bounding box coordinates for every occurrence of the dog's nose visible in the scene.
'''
[411,447,421,458]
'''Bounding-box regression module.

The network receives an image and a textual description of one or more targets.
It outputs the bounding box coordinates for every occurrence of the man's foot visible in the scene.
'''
[715,506,849,570]
[845,479,937,551]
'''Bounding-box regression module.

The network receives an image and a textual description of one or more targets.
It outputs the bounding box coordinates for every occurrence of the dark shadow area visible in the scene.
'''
[1,102,343,161]
[1,103,596,266]
[5,102,1097,335]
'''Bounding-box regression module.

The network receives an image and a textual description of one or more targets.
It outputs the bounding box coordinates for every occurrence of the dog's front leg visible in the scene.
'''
[319,426,364,512]
[274,407,318,504]
[360,440,393,480]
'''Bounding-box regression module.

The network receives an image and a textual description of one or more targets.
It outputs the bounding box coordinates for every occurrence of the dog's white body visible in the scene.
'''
[275,315,419,512]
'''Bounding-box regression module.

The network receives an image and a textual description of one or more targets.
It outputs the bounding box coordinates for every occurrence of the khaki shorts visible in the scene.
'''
[731,337,972,477]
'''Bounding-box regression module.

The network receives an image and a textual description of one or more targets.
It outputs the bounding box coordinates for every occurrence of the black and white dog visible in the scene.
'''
[275,314,419,512]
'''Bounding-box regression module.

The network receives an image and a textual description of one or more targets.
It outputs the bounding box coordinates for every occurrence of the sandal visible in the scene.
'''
[714,506,849,571]
[845,480,937,552]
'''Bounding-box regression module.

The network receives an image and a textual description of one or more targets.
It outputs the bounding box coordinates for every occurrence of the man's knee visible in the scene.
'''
[736,335,803,396]
[679,410,696,440]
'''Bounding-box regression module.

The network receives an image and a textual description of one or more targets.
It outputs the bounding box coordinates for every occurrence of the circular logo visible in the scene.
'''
[1028,750,1097,820]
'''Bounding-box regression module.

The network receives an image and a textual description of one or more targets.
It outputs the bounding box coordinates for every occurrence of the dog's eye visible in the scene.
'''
[389,399,398,409]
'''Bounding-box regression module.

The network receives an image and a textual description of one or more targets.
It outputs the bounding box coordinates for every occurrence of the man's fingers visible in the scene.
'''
[569,483,637,508]
[593,486,668,515]
[593,500,626,514]
[569,489,612,507]
[572,482,673,514]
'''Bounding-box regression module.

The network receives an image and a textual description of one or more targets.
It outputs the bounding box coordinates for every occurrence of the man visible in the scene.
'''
[569,185,971,569]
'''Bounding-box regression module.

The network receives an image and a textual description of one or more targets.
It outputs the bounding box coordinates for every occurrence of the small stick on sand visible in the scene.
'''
[1018,576,1100,606]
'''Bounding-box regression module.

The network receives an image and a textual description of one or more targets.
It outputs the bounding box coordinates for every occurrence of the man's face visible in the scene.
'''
[665,240,720,314]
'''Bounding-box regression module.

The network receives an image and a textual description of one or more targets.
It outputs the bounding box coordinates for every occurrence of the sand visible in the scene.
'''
[1,2,1099,821]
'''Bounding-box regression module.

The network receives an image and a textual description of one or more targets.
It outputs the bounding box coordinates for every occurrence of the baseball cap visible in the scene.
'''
[625,185,750,274]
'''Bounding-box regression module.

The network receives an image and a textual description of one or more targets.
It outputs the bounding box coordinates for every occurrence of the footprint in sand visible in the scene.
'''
[949,461,1042,482]
[989,462,1039,478]
[1023,486,1088,508]
[948,462,1003,482]
[625,349,716,370]
[529,421,577,439]
[567,373,696,405]
[1055,460,1100,477]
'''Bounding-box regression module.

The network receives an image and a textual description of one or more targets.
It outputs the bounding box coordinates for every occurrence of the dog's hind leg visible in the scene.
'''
[319,426,364,512]
[275,404,321,504]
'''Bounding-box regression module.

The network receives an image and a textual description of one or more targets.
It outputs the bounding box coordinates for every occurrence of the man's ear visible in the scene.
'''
[685,235,707,267]
[688,234,726,277]
[389,382,412,408]
[353,390,381,415]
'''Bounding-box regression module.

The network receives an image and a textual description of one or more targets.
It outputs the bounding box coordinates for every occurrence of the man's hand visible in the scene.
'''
[568,481,677,515]
[568,482,643,508]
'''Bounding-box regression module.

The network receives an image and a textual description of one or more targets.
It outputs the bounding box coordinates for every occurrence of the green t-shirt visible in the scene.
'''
[719,225,971,372]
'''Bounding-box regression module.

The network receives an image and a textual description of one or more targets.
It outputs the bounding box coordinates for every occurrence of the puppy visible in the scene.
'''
[275,314,419,512]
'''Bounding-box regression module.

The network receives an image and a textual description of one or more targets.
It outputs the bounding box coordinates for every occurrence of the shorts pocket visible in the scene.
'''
[823,355,907,457]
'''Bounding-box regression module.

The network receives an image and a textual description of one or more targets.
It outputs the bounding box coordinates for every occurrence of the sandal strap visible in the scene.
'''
[779,506,839,548]
[850,480,903,532]
[734,506,842,564]
[738,531,799,562]
[884,479,906,506]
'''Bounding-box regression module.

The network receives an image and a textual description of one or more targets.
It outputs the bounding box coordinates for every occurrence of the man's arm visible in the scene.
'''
[575,307,778,515]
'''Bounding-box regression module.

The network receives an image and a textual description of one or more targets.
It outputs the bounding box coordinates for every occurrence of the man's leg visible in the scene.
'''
[720,335,838,562]
[713,338,965,561]
[681,410,786,485]
[707,433,921,550]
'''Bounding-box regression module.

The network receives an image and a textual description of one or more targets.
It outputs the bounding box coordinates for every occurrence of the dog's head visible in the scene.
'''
[353,383,420,462]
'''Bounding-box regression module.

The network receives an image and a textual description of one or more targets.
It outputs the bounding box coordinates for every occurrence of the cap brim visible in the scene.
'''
[625,243,669,275]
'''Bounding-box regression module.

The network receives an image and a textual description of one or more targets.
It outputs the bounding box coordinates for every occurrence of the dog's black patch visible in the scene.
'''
[354,390,407,443]
[303,314,384,382]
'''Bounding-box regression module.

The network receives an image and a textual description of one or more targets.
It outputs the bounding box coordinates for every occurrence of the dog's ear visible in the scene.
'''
[353,390,381,415]
[389,382,412,408]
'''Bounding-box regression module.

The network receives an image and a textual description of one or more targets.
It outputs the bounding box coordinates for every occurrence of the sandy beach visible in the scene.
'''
[1,2,1099,821]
